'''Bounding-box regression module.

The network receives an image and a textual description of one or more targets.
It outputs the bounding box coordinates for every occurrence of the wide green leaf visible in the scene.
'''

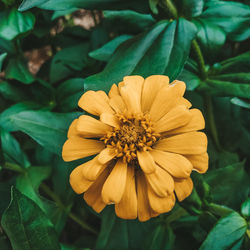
[19,0,149,13]
[200,1,250,41]
[0,8,35,40]
[0,129,30,168]
[181,0,204,18]
[1,187,61,250]
[89,35,132,62]
[0,52,7,71]
[10,110,80,155]
[199,212,247,250]
[241,198,250,219]
[84,18,196,92]
[5,58,34,84]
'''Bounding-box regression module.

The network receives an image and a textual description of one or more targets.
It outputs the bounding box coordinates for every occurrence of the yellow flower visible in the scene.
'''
[62,75,208,221]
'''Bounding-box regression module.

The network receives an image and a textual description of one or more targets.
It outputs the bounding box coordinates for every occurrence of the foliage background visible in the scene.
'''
[0,0,250,249]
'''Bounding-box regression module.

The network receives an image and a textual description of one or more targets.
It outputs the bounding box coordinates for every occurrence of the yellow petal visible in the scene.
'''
[137,173,159,222]
[179,97,192,108]
[100,113,120,127]
[115,166,137,219]
[185,153,209,173]
[69,164,94,194]
[101,159,127,204]
[141,75,169,112]
[150,81,186,121]
[167,109,205,135]
[120,76,144,114]
[174,177,193,201]
[98,147,117,164]
[84,168,110,213]
[77,115,112,137]
[109,95,126,113]
[108,84,119,98]
[148,186,175,214]
[82,156,107,181]
[62,137,105,162]
[154,132,207,155]
[78,90,114,116]
[67,119,79,138]
[150,150,192,178]
[97,90,109,103]
[145,166,174,197]
[154,105,191,133]
[137,150,156,174]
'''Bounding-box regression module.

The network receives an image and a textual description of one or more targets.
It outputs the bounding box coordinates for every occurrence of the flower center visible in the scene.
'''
[101,113,160,163]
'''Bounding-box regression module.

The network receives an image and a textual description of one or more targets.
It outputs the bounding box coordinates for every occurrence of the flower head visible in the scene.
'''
[62,75,208,221]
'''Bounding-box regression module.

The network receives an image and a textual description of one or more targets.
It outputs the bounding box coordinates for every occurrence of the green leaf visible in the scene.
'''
[178,69,200,90]
[50,43,89,83]
[181,0,204,18]
[0,8,35,40]
[5,58,34,84]
[1,187,61,250]
[84,18,196,92]
[199,212,247,250]
[89,35,133,62]
[0,102,42,132]
[0,52,7,71]
[193,19,226,59]
[149,0,160,15]
[200,1,250,41]
[231,97,250,109]
[19,0,149,12]
[1,129,30,168]
[199,79,250,99]
[205,162,250,209]
[16,166,50,211]
[241,198,250,219]
[0,81,28,102]
[104,10,155,34]
[10,110,80,155]
[56,78,84,112]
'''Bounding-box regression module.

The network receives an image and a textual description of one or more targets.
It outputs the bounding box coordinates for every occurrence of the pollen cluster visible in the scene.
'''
[101,113,160,163]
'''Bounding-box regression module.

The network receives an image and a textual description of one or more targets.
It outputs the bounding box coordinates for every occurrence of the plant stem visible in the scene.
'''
[204,95,222,151]
[164,0,178,19]
[207,203,233,217]
[191,40,207,80]
[40,183,98,235]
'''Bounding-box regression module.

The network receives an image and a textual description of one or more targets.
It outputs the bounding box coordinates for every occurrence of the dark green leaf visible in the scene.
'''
[205,162,250,209]
[181,0,204,18]
[84,18,196,92]
[178,69,200,90]
[89,35,132,62]
[241,198,250,219]
[19,0,149,13]
[1,187,61,250]
[200,1,250,41]
[5,58,34,84]
[16,166,51,211]
[0,52,7,71]
[199,212,247,250]
[56,78,84,112]
[0,81,28,102]
[10,110,80,155]
[0,102,42,132]
[231,97,250,109]
[104,10,155,34]
[50,43,89,83]
[0,8,35,40]
[51,8,78,20]
[1,130,30,168]
[149,0,160,14]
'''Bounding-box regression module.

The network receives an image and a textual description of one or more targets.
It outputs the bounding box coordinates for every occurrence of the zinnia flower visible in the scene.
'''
[62,75,208,221]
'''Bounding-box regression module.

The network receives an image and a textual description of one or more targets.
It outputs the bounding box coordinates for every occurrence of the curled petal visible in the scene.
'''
[78,90,114,116]
[108,84,120,98]
[174,177,193,202]
[185,153,209,173]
